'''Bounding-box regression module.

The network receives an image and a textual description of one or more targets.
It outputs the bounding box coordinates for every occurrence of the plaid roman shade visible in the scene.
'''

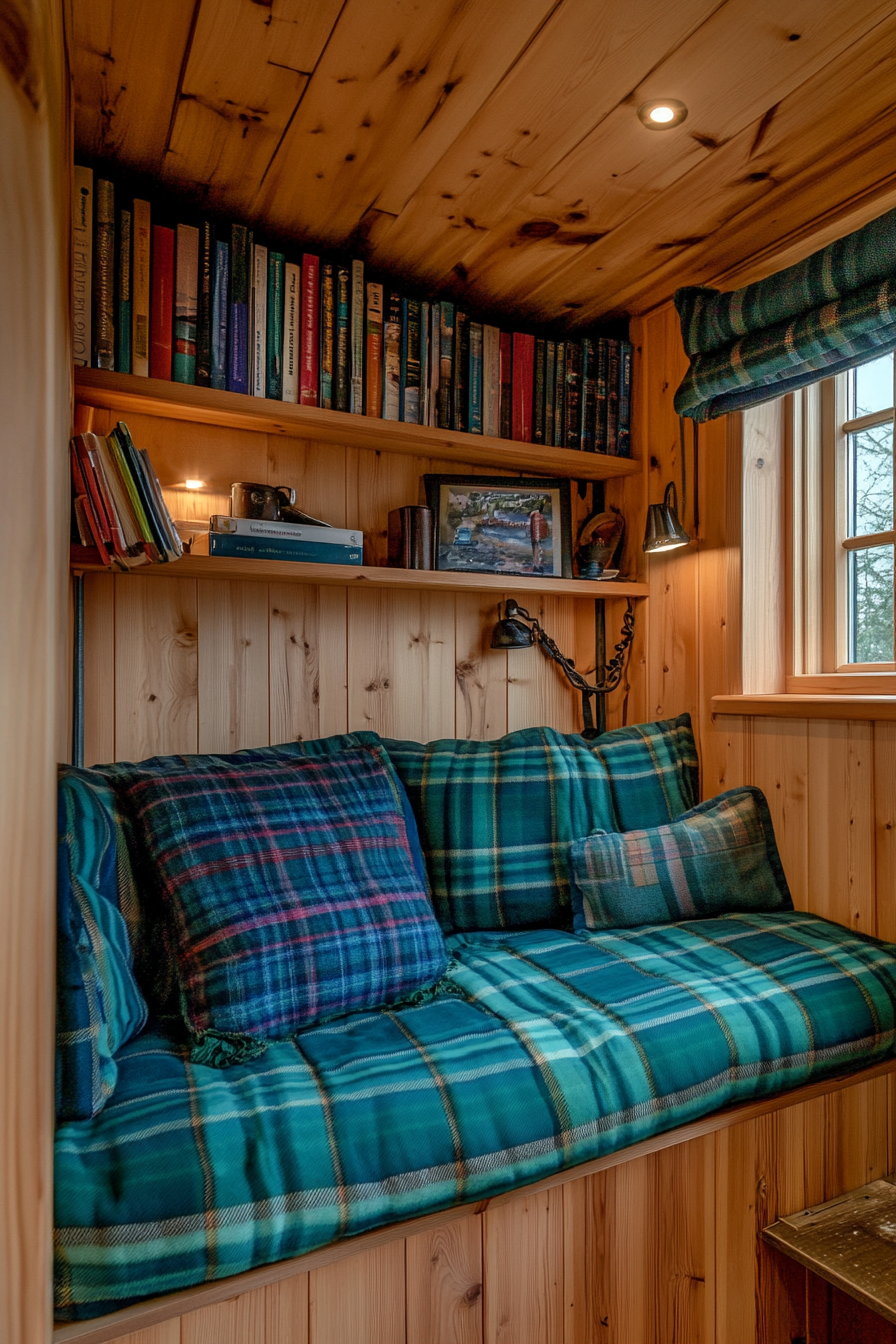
[673,206,896,421]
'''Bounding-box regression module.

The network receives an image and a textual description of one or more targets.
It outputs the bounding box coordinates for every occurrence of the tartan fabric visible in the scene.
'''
[54,911,896,1320]
[673,205,896,421]
[382,714,699,931]
[112,745,447,1048]
[56,767,148,1119]
[569,787,792,931]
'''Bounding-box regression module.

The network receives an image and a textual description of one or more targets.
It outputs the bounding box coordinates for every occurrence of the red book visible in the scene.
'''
[299,253,320,406]
[512,333,535,443]
[72,435,111,545]
[70,443,111,567]
[499,331,513,439]
[150,225,175,380]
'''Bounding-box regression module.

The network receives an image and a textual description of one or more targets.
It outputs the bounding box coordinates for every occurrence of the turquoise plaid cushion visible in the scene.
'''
[382,714,699,931]
[569,786,793,930]
[56,767,148,1119]
[112,744,448,1061]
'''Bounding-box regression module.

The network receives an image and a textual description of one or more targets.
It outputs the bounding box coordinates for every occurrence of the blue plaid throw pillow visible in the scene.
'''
[381,714,699,932]
[114,744,448,1063]
[57,767,149,1119]
[569,786,793,931]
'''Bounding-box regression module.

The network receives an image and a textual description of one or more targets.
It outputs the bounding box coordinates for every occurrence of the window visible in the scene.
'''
[791,352,896,682]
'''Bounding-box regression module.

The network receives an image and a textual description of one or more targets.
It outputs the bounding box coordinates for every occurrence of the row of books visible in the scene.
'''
[73,168,633,455]
[203,516,363,566]
[70,423,182,569]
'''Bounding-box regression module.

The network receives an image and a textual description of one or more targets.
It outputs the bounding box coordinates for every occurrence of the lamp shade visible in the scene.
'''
[643,482,690,553]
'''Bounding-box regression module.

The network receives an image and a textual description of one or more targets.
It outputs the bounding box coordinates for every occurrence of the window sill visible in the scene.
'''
[712,694,896,721]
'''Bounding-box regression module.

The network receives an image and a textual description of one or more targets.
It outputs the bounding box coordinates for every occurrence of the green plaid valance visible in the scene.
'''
[673,207,896,422]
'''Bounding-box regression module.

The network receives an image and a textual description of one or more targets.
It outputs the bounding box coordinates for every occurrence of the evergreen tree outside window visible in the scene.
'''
[843,353,895,665]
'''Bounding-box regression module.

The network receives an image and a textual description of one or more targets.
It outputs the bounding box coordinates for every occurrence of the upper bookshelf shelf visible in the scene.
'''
[74,369,641,483]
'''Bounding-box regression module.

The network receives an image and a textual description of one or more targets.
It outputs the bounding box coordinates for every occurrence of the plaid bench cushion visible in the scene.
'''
[382,714,699,931]
[110,744,447,1056]
[54,911,896,1321]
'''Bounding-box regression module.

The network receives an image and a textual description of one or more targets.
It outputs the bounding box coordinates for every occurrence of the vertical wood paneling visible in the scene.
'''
[454,595,508,741]
[197,580,270,752]
[83,572,116,765]
[269,585,349,745]
[606,1156,651,1344]
[874,721,896,941]
[267,438,348,530]
[112,1326,181,1344]
[114,576,199,761]
[650,1138,714,1344]
[309,1242,406,1344]
[807,720,875,931]
[406,1215,483,1344]
[823,1077,890,1199]
[506,594,579,734]
[741,401,786,695]
[347,590,456,740]
[750,718,809,909]
[483,1191,563,1344]
[265,1274,310,1344]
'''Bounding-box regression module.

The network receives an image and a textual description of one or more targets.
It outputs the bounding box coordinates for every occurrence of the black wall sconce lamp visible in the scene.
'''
[643,482,690,553]
[491,597,635,739]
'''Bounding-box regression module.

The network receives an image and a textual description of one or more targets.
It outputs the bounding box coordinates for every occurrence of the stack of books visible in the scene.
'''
[206,516,363,566]
[70,421,182,568]
[73,168,633,456]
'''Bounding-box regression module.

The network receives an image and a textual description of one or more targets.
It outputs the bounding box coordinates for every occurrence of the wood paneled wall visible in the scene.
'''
[1,2,71,1342]
[78,407,627,764]
[80,1069,896,1344]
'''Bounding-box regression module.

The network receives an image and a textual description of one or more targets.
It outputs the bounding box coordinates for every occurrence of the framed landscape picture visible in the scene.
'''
[423,474,573,578]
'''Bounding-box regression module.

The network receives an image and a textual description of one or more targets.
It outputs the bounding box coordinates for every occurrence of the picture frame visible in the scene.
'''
[423,474,573,578]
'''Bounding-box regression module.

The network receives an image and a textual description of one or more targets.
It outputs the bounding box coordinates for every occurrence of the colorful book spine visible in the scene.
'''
[404,298,421,425]
[438,302,454,429]
[282,261,300,404]
[580,337,596,452]
[533,337,546,445]
[512,332,535,443]
[544,341,556,450]
[251,243,267,396]
[149,224,174,380]
[468,321,483,434]
[553,342,566,446]
[617,340,633,458]
[211,239,229,391]
[482,325,500,437]
[429,303,440,426]
[595,337,609,454]
[131,199,151,377]
[319,262,334,409]
[365,282,384,417]
[350,259,364,414]
[228,224,249,395]
[266,251,284,400]
[383,291,401,420]
[606,339,621,454]
[209,533,362,566]
[72,165,93,367]
[334,265,349,412]
[499,331,512,439]
[399,298,409,421]
[116,207,132,374]
[196,223,213,387]
[564,341,581,449]
[173,223,199,384]
[93,179,115,370]
[419,301,430,427]
[454,311,469,433]
[299,253,320,406]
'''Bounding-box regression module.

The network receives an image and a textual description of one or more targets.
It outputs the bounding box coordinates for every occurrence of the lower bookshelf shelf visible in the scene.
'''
[70,552,649,599]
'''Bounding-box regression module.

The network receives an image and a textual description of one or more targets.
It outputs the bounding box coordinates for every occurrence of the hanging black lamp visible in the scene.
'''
[642,482,690,553]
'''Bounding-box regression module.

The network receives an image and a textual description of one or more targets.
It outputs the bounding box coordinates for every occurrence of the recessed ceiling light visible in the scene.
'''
[184,479,205,490]
[637,99,688,130]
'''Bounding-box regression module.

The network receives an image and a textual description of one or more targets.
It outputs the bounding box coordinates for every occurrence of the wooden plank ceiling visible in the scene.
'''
[71,0,896,325]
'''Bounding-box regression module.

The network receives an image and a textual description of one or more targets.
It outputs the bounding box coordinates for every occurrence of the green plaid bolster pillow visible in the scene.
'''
[382,714,699,932]
[569,786,793,931]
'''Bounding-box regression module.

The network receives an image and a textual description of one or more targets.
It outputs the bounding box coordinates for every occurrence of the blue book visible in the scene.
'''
[209,533,362,565]
[468,321,483,434]
[399,297,409,422]
[228,224,249,394]
[211,240,229,390]
[419,301,429,425]
[266,251,284,400]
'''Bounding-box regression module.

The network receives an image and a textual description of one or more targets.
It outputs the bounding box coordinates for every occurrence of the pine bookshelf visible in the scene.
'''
[74,368,642,483]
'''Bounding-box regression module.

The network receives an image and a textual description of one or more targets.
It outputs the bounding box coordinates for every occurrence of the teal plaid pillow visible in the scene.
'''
[382,715,699,931]
[569,786,793,931]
